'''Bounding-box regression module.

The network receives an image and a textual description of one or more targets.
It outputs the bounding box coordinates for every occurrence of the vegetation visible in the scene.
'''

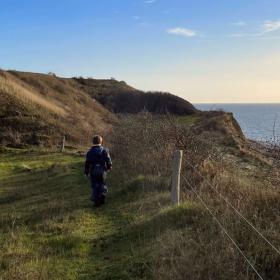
[110,113,280,280]
[1,112,279,279]
[0,69,197,148]
[0,70,114,147]
[0,148,178,279]
[1,70,279,279]
[73,76,197,115]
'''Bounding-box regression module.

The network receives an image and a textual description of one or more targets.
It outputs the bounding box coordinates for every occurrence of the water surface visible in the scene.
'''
[195,104,280,142]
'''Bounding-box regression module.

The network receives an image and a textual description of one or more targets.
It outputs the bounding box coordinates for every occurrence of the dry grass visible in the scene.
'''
[0,69,197,148]
[0,76,67,116]
[0,70,115,147]
[110,113,280,280]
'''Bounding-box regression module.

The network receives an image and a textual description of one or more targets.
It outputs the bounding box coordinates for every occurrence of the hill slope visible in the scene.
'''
[71,77,197,115]
[0,70,115,147]
[0,70,197,147]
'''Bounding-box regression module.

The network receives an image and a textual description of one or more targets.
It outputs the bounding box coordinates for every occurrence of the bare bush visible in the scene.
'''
[110,112,214,178]
[110,112,280,280]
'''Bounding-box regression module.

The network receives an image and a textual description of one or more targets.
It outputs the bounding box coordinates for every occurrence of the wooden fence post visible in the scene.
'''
[171,150,183,206]
[61,136,65,152]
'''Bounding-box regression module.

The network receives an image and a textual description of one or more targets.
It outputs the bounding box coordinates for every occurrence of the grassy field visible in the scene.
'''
[0,149,190,280]
[1,147,279,280]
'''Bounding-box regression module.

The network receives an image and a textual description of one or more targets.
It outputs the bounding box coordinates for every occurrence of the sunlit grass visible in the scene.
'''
[2,147,278,280]
[0,149,175,279]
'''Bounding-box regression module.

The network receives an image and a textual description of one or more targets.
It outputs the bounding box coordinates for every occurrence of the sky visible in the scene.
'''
[1,0,280,103]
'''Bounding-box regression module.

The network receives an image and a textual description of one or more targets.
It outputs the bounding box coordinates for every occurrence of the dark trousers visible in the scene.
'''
[90,173,107,202]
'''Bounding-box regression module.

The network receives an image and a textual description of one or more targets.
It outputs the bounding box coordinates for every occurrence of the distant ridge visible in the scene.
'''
[71,76,197,115]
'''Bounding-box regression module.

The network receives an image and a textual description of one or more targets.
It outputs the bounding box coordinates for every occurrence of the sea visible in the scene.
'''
[195,104,280,143]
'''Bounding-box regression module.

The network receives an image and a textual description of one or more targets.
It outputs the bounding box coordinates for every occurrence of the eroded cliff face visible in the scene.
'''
[195,111,245,146]
[194,111,273,167]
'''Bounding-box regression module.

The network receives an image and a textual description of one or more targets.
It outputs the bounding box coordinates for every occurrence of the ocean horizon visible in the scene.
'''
[195,103,280,142]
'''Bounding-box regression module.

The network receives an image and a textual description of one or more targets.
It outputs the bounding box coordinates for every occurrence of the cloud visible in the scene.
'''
[145,0,156,4]
[231,21,247,26]
[230,20,280,38]
[262,20,280,33]
[167,27,197,37]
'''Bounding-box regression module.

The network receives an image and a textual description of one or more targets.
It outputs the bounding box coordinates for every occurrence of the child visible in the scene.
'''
[84,135,112,206]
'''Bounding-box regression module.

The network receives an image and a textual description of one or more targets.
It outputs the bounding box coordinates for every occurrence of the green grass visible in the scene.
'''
[0,149,192,280]
[1,149,279,279]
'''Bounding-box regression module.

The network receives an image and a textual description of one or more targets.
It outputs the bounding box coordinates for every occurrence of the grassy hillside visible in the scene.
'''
[0,70,197,148]
[1,70,279,280]
[71,77,197,115]
[1,113,279,280]
[0,70,115,147]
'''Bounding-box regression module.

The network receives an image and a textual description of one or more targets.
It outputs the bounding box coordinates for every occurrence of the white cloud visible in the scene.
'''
[167,27,197,37]
[230,20,280,38]
[262,20,280,33]
[145,0,156,4]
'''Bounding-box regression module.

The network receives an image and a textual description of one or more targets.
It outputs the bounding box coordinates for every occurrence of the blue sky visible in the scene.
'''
[1,0,280,103]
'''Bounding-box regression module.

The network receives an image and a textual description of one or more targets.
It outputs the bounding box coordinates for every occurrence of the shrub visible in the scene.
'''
[110,112,214,178]
[110,113,280,280]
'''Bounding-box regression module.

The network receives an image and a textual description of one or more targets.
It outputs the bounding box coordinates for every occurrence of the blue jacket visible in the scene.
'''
[84,146,112,176]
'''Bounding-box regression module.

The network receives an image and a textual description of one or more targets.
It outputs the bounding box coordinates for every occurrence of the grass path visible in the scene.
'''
[2,149,275,279]
[0,149,188,280]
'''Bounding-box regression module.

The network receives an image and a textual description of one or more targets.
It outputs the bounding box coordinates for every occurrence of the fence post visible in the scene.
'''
[171,150,183,206]
[61,136,65,152]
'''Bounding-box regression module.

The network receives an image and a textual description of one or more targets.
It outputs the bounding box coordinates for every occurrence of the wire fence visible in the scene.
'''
[182,174,264,280]
[184,160,280,256]
[178,157,280,280]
